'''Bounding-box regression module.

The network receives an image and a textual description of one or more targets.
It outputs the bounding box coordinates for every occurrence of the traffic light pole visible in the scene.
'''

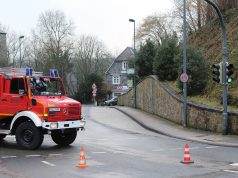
[205,0,228,135]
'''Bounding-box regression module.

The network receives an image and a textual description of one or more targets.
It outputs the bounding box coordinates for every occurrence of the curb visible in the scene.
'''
[112,107,238,148]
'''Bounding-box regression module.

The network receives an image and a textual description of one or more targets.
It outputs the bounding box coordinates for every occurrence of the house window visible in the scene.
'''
[122,62,127,70]
[112,76,120,84]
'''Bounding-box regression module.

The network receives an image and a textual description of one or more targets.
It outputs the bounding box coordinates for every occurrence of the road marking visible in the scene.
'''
[1,156,17,159]
[205,146,219,149]
[48,154,63,156]
[224,170,238,173]
[92,152,107,154]
[96,138,107,141]
[25,155,41,157]
[127,138,137,140]
[189,147,199,150]
[152,149,164,152]
[230,163,238,166]
[169,148,184,151]
[41,161,56,167]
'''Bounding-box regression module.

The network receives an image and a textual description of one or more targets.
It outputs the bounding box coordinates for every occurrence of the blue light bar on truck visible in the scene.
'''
[26,68,33,76]
[50,69,59,77]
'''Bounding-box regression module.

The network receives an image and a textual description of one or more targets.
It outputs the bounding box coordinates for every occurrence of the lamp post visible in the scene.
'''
[19,35,24,68]
[129,18,136,108]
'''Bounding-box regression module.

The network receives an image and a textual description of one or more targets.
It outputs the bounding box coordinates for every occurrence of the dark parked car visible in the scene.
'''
[104,97,118,106]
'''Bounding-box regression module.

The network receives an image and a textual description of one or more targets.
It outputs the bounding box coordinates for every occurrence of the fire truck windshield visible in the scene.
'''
[30,77,65,96]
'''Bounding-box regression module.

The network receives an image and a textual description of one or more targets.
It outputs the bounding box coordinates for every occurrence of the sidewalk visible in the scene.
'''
[113,106,238,147]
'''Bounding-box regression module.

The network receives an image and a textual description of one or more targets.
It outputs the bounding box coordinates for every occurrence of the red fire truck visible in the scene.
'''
[0,68,85,149]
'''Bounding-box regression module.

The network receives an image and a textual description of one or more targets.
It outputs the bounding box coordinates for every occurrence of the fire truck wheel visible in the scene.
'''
[0,134,6,141]
[15,122,44,150]
[51,129,77,146]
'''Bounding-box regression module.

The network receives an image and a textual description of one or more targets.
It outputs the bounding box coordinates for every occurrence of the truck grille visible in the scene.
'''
[68,107,80,115]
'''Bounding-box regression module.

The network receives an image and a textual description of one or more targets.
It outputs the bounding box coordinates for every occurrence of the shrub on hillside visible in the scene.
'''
[177,46,209,96]
[135,39,156,78]
[153,34,179,81]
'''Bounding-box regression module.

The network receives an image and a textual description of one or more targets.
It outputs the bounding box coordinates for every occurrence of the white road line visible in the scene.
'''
[205,146,219,149]
[230,163,238,166]
[1,156,17,159]
[224,170,238,173]
[152,149,164,152]
[96,138,107,141]
[41,161,56,167]
[169,148,184,151]
[48,154,63,156]
[92,152,107,154]
[25,155,41,157]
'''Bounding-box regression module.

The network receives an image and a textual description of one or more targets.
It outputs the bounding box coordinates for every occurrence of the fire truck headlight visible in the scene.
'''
[80,120,86,127]
[50,122,58,129]
[49,108,60,112]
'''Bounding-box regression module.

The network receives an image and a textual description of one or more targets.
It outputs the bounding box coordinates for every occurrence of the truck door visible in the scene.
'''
[0,78,28,116]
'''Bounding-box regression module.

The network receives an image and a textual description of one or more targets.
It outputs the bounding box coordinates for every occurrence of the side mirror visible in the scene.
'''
[31,99,37,106]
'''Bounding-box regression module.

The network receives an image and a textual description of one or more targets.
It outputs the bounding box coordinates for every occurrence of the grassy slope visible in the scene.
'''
[188,8,238,104]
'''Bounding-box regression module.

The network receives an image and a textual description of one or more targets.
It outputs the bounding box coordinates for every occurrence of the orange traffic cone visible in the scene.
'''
[181,144,194,164]
[76,147,88,168]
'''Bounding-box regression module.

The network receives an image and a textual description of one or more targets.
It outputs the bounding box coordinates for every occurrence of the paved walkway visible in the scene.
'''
[113,106,238,147]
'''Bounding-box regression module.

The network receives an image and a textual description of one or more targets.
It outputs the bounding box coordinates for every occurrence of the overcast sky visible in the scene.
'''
[0,0,173,55]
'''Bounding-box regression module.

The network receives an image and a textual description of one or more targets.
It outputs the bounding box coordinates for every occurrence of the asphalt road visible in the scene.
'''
[0,105,238,178]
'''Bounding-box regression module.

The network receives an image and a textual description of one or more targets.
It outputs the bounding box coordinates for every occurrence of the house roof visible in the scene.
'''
[105,47,134,74]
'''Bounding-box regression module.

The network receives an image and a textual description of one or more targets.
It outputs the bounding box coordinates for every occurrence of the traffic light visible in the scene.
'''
[212,62,222,84]
[226,63,234,84]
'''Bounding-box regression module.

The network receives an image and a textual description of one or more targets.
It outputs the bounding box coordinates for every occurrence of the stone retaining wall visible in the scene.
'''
[118,75,238,134]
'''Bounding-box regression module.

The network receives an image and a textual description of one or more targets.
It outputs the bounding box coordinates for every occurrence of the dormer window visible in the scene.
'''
[122,62,127,70]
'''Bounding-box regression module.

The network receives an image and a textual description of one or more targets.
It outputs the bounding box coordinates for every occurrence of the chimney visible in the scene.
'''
[0,32,8,67]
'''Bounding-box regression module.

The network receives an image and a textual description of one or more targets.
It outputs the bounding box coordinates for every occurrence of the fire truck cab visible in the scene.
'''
[0,68,85,150]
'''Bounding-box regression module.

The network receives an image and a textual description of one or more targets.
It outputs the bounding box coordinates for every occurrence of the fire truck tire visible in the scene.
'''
[51,129,77,146]
[0,134,6,141]
[15,122,44,150]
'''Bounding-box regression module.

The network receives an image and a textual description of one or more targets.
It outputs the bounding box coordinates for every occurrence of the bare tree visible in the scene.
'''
[172,0,207,33]
[206,0,238,22]
[31,10,74,81]
[0,25,29,68]
[136,13,174,45]
[71,35,112,95]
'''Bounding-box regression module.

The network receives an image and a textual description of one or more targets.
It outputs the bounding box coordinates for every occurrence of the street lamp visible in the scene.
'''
[19,35,24,68]
[129,18,136,108]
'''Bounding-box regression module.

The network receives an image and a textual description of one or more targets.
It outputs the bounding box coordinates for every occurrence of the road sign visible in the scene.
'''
[117,86,123,90]
[92,83,97,89]
[127,80,133,87]
[127,68,135,75]
[180,73,189,83]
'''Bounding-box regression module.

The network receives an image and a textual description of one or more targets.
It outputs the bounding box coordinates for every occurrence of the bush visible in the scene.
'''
[135,39,156,78]
[74,73,107,103]
[177,46,209,96]
[153,34,179,81]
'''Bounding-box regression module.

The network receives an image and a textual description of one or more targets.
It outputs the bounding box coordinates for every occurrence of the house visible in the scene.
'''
[105,47,135,98]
